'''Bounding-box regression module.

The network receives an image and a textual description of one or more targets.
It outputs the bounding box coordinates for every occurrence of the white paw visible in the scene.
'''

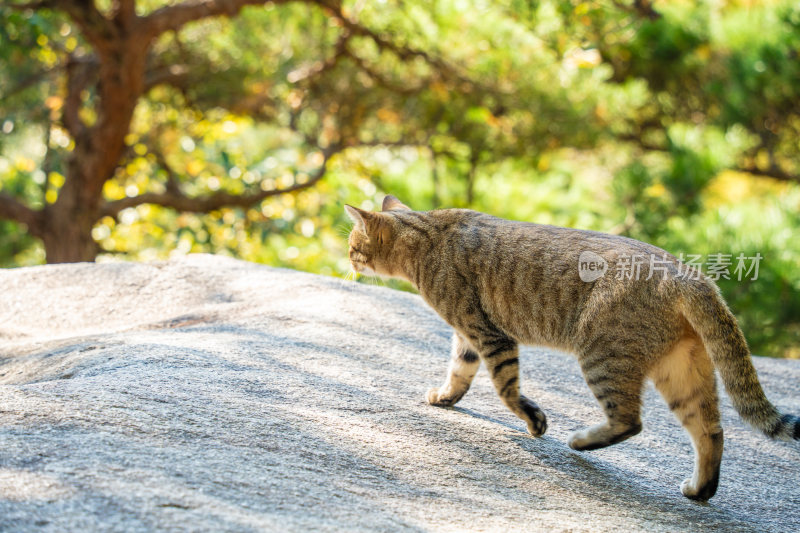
[426,387,441,405]
[680,478,702,500]
[567,429,590,450]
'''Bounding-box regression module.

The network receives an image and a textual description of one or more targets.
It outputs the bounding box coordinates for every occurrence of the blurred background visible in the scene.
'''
[0,0,798,357]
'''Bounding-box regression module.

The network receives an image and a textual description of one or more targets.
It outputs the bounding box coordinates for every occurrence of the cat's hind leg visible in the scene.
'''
[568,348,644,451]
[650,336,723,501]
[427,333,481,407]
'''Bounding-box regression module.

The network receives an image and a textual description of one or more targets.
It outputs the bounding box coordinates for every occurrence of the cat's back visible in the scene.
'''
[422,208,666,262]
[413,208,683,348]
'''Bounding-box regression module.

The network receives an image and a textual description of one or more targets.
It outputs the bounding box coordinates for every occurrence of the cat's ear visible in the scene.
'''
[344,204,373,231]
[382,195,411,212]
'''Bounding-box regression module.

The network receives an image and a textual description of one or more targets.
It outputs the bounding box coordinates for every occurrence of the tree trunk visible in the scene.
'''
[466,160,477,206]
[41,164,100,263]
[40,215,98,263]
[430,149,440,208]
[40,30,148,264]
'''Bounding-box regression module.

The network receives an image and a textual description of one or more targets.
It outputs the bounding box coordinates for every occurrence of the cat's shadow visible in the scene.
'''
[449,405,728,518]
[449,406,524,433]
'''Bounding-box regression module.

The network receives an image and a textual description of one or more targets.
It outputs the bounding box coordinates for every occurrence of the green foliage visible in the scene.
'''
[0,0,798,357]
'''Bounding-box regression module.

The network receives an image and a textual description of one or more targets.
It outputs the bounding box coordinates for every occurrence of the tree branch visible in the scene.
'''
[0,1,55,10]
[616,132,668,152]
[317,0,503,96]
[735,163,798,184]
[611,0,661,20]
[144,64,191,92]
[342,45,424,95]
[113,0,136,27]
[0,193,43,236]
[321,1,454,76]
[0,66,60,100]
[142,0,283,39]
[59,0,115,51]
[151,146,182,195]
[633,0,660,20]
[359,139,459,160]
[100,146,340,218]
[286,28,351,84]
[63,54,96,137]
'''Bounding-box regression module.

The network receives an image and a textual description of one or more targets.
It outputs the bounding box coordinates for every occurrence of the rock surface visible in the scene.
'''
[1,254,798,532]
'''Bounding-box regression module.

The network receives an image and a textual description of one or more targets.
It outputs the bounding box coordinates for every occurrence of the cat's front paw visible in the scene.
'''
[520,398,547,437]
[427,387,459,407]
[427,387,444,406]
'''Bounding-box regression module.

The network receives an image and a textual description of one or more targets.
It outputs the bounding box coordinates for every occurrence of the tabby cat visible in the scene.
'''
[345,195,799,501]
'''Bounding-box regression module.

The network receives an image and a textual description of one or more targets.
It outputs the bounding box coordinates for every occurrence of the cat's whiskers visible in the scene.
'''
[344,268,362,283]
[332,268,358,291]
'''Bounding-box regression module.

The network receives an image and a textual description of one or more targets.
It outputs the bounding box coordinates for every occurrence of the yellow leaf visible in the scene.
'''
[45,96,63,111]
[537,155,550,172]
[48,171,65,188]
[16,157,35,172]
[431,81,449,100]
[186,159,204,176]
[644,183,667,198]
[377,108,401,124]
[100,216,116,228]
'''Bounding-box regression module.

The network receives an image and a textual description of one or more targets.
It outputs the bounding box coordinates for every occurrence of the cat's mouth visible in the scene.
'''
[349,247,376,276]
[350,261,376,276]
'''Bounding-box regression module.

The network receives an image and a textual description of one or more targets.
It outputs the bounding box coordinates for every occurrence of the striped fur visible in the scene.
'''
[345,196,799,501]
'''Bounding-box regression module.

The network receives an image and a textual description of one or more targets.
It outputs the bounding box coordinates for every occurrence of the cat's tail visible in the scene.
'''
[680,279,799,441]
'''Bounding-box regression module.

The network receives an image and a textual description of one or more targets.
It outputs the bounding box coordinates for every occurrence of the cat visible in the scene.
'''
[345,195,799,501]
